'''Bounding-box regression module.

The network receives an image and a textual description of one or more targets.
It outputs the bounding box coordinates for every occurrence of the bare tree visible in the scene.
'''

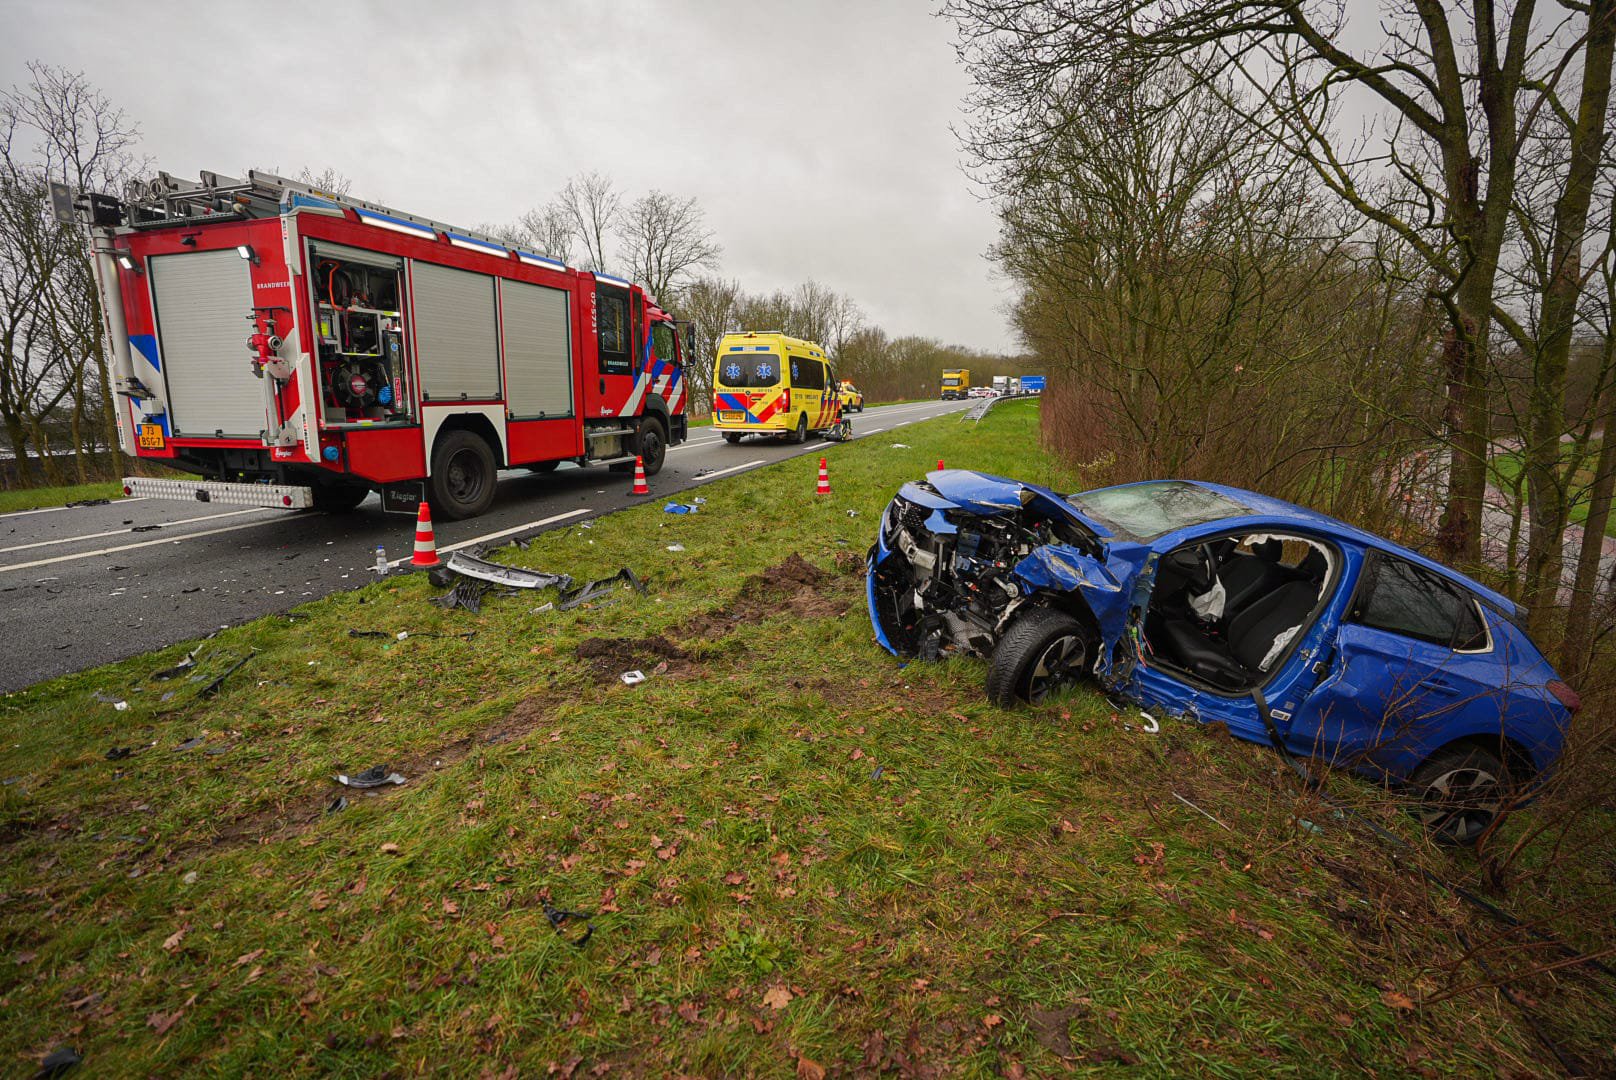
[617,190,721,300]
[556,171,621,273]
[946,0,1599,567]
[0,63,140,484]
[515,203,574,265]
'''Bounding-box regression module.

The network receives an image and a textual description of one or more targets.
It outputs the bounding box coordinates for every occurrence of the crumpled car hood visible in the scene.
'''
[923,469,1104,538]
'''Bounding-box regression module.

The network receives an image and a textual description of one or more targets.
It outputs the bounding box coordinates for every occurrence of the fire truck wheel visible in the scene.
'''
[311,482,369,513]
[639,417,668,476]
[526,460,560,474]
[430,430,497,520]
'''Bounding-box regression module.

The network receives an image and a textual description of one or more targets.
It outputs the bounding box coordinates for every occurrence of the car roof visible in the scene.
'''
[1087,479,1519,616]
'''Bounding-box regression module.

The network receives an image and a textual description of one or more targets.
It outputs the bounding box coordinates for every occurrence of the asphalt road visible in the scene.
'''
[0,398,972,692]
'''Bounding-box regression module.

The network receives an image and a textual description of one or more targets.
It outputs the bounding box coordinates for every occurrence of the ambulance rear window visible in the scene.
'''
[717,353,781,387]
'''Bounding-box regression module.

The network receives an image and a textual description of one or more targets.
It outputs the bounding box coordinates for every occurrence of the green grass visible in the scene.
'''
[0,480,132,514]
[1,401,1609,1076]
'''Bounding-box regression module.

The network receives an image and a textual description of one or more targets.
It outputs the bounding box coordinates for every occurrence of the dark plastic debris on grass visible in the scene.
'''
[173,737,204,753]
[105,747,132,761]
[559,568,646,611]
[91,691,127,710]
[150,644,205,681]
[334,766,407,788]
[443,550,572,591]
[199,651,255,699]
[33,1045,81,1078]
[542,901,594,947]
[326,796,349,814]
[65,498,109,507]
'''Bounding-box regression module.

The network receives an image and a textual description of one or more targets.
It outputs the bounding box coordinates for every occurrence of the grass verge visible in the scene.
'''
[0,481,132,515]
[1,401,1610,1076]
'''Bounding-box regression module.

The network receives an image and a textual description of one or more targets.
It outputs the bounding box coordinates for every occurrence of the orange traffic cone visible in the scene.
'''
[816,457,831,495]
[411,501,442,569]
[630,455,650,495]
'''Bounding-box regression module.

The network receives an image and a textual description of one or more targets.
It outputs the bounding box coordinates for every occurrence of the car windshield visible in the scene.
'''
[1066,481,1249,540]
[716,353,780,388]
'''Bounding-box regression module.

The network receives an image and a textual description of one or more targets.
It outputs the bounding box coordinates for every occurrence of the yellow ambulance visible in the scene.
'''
[712,332,844,443]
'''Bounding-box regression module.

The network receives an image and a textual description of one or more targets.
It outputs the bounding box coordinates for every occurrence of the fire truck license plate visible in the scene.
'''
[138,424,165,449]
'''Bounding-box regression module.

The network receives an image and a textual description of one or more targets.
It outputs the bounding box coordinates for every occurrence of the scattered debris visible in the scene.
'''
[889,443,911,449]
[531,601,554,614]
[173,737,204,752]
[130,524,162,533]
[348,629,390,639]
[150,645,205,682]
[1171,792,1230,832]
[32,1045,81,1078]
[846,510,859,517]
[105,747,132,761]
[1139,711,1160,734]
[326,796,349,814]
[542,901,594,947]
[663,502,698,514]
[431,578,492,613]
[666,544,685,552]
[443,550,572,591]
[559,568,646,611]
[181,871,199,885]
[334,766,407,789]
[199,652,255,699]
[91,691,127,710]
[621,670,646,686]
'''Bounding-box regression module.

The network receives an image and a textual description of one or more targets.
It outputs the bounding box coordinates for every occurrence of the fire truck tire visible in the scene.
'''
[639,416,668,476]
[311,482,370,513]
[723,432,742,445]
[430,430,497,520]
[790,413,808,444]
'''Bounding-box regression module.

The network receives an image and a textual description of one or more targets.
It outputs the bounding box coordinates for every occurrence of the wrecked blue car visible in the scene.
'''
[868,473,1581,843]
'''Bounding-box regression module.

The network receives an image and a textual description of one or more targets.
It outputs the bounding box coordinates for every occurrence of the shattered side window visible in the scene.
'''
[1066,482,1248,540]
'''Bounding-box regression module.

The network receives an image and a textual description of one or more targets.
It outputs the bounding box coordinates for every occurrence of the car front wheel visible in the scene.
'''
[1412,744,1508,846]
[986,607,1091,706]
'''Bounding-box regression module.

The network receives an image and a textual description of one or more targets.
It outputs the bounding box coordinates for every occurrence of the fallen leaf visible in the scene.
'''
[233,948,266,968]
[983,1013,1004,1029]
[796,1056,826,1080]
[762,985,794,1010]
[161,926,187,952]
[655,844,678,861]
[723,871,747,885]
[676,1001,701,1023]
[1059,819,1079,834]
[1380,989,1416,1011]
[443,899,459,916]
[851,748,865,761]
[309,892,331,911]
[243,965,264,983]
[380,842,401,855]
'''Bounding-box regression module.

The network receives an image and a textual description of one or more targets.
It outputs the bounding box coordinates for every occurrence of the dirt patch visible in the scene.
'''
[575,635,690,681]
[680,553,852,640]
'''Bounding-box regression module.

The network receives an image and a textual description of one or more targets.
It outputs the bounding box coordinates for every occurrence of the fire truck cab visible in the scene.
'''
[84,170,688,519]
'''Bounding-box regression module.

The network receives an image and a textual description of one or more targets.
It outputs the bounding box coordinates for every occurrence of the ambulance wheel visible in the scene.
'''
[639,417,667,476]
[311,482,369,513]
[723,432,743,445]
[430,430,497,520]
[790,413,808,444]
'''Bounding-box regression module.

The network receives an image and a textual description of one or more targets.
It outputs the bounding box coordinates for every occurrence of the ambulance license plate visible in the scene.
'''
[138,423,165,449]
[720,412,744,423]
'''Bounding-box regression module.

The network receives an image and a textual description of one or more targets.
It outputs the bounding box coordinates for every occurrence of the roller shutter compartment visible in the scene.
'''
[411,261,501,402]
[501,280,572,418]
[150,250,263,438]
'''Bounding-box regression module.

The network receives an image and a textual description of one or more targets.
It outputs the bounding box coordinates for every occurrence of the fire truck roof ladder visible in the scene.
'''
[122,170,543,264]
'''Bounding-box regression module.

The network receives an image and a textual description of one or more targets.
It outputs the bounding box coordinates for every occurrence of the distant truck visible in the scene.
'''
[991,375,1009,395]
[1008,377,1022,395]
[940,368,971,400]
[1021,375,1046,394]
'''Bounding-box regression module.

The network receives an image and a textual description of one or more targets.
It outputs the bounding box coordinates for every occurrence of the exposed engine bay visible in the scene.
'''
[870,478,1100,660]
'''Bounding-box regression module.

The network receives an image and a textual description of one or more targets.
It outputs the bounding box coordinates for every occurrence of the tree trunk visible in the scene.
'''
[1436,308,1490,566]
[1520,0,1616,636]
[1561,385,1616,674]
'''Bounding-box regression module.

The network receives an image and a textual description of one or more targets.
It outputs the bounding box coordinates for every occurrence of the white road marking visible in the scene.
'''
[387,508,592,567]
[0,507,273,555]
[0,517,298,574]
[692,458,767,481]
[0,497,147,521]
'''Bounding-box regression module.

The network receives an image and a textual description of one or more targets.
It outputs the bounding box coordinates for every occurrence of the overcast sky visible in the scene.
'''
[3,0,1016,352]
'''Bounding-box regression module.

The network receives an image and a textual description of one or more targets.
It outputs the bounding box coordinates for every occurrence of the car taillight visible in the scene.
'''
[1547,680,1581,714]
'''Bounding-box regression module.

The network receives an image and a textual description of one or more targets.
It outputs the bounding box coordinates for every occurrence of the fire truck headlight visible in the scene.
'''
[236,244,260,266]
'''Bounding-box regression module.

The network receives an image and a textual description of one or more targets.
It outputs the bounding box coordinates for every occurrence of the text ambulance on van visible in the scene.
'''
[712,332,843,444]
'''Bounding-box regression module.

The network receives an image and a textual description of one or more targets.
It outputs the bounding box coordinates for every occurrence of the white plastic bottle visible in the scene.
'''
[374,544,388,576]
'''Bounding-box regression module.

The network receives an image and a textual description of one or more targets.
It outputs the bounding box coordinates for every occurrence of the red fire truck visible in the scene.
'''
[76,169,688,519]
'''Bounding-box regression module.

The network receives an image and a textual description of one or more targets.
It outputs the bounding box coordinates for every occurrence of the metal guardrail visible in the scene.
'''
[960,391,1038,422]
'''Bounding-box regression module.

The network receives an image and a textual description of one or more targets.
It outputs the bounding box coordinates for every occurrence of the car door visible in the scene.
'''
[1286,551,1497,779]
